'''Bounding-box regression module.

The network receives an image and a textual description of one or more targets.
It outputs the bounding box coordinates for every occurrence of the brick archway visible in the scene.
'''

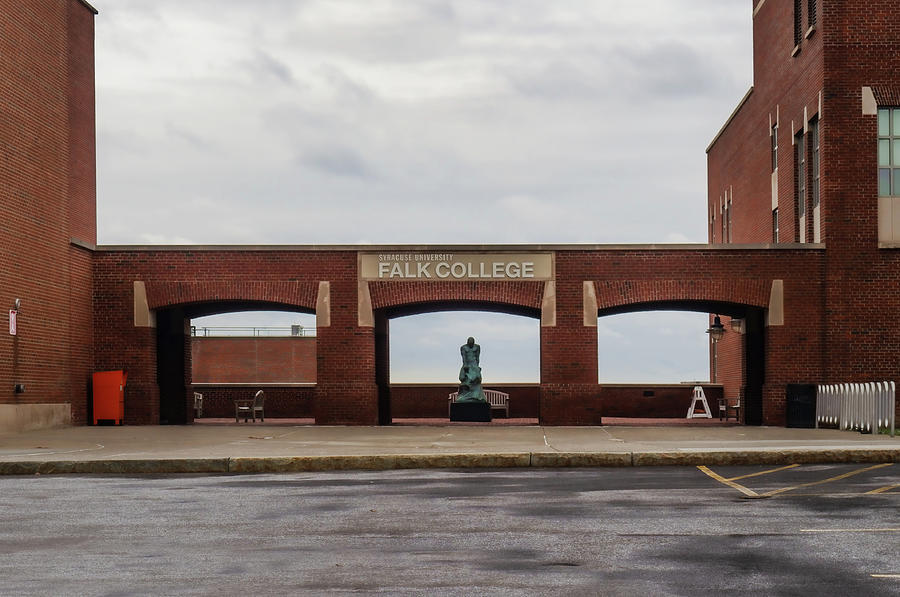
[368,280,545,316]
[594,279,770,313]
[368,285,545,424]
[145,280,319,311]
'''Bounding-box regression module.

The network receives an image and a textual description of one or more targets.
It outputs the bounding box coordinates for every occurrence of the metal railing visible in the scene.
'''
[190,325,316,337]
[816,381,895,436]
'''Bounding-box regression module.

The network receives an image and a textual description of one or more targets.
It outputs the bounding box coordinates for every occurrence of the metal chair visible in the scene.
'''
[235,390,265,422]
[193,392,203,418]
[720,391,742,421]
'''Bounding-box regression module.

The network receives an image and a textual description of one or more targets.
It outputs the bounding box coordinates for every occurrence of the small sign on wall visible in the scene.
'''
[9,310,16,335]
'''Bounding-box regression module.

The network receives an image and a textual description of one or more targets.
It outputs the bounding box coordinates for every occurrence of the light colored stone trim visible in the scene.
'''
[97,242,823,253]
[0,404,70,433]
[316,281,330,328]
[771,169,779,210]
[358,281,374,327]
[540,281,556,327]
[767,280,784,327]
[879,197,893,242]
[133,281,155,328]
[862,86,877,115]
[753,0,766,17]
[583,282,598,327]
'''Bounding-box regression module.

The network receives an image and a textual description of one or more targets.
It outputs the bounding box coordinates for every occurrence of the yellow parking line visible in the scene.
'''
[762,463,893,497]
[801,528,900,533]
[871,574,900,578]
[866,483,899,495]
[726,463,799,482]
[697,465,760,498]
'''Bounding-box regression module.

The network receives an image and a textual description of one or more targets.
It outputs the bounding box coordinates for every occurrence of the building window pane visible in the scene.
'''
[880,169,892,196]
[894,140,900,166]
[894,108,900,136]
[895,169,900,195]
[794,0,802,46]
[797,133,806,219]
[808,0,817,27]
[811,119,820,206]
[879,109,890,136]
[880,139,892,166]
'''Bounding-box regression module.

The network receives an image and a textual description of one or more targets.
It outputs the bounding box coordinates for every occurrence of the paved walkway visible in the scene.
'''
[0,421,896,474]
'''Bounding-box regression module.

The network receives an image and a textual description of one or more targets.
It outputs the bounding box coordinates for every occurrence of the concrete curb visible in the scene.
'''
[0,448,897,475]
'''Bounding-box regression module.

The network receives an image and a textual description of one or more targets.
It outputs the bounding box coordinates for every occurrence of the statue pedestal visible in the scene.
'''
[450,401,491,422]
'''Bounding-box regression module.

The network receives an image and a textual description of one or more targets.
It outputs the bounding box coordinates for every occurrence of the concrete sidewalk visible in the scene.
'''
[0,422,897,475]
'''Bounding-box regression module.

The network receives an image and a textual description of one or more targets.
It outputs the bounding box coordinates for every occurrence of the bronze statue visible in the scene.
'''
[457,337,486,402]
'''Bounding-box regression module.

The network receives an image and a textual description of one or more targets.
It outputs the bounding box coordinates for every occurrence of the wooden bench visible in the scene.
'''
[448,390,509,418]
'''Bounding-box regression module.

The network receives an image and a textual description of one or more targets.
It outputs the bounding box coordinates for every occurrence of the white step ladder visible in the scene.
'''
[687,386,712,419]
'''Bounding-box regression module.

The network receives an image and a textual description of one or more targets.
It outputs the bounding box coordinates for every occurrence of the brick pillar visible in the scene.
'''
[112,327,158,426]
[314,279,378,425]
[540,273,600,425]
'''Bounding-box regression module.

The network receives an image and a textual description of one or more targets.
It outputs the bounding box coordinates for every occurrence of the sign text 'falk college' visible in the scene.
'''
[359,253,553,281]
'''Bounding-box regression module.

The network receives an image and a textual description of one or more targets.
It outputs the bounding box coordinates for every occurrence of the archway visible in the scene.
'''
[374,301,541,424]
[156,301,315,424]
[597,300,766,425]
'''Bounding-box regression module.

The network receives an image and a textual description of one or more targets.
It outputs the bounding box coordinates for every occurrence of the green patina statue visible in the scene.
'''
[457,337,487,402]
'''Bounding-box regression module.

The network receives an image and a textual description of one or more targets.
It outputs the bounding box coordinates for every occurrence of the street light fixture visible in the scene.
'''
[706,315,725,383]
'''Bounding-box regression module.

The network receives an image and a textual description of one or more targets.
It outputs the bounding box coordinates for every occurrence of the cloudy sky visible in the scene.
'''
[93,0,754,383]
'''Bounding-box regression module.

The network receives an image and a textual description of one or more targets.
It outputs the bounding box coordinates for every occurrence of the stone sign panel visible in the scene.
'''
[359,252,554,281]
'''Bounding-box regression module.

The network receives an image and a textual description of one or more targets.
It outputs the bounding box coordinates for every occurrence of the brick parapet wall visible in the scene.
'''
[191,385,315,419]
[191,337,316,383]
[390,384,540,419]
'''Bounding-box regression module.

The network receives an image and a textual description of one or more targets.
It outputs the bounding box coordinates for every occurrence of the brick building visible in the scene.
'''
[707,0,900,402]
[1,1,897,431]
[0,0,97,431]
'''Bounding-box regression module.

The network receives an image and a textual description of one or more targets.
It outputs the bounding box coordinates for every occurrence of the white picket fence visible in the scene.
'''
[816,381,896,436]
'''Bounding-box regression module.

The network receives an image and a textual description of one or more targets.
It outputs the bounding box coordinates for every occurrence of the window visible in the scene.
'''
[727,196,733,242]
[796,131,806,238]
[721,195,727,242]
[879,107,900,197]
[810,118,820,207]
[808,0,817,28]
[794,0,802,47]
[771,123,779,171]
[772,208,780,243]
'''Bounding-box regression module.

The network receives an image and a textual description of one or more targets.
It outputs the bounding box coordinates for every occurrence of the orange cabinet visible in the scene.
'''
[92,370,126,425]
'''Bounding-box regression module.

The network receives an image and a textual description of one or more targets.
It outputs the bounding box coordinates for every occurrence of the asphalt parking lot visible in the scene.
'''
[0,464,895,596]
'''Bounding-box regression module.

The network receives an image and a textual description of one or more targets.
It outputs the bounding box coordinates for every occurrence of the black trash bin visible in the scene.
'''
[786,384,817,428]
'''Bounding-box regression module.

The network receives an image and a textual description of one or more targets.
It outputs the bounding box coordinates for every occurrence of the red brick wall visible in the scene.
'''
[600,385,724,418]
[191,385,315,419]
[390,384,541,418]
[0,1,96,422]
[389,384,720,420]
[191,337,316,383]
[820,1,900,397]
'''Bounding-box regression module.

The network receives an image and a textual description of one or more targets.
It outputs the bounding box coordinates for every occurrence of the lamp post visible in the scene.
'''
[706,315,725,383]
